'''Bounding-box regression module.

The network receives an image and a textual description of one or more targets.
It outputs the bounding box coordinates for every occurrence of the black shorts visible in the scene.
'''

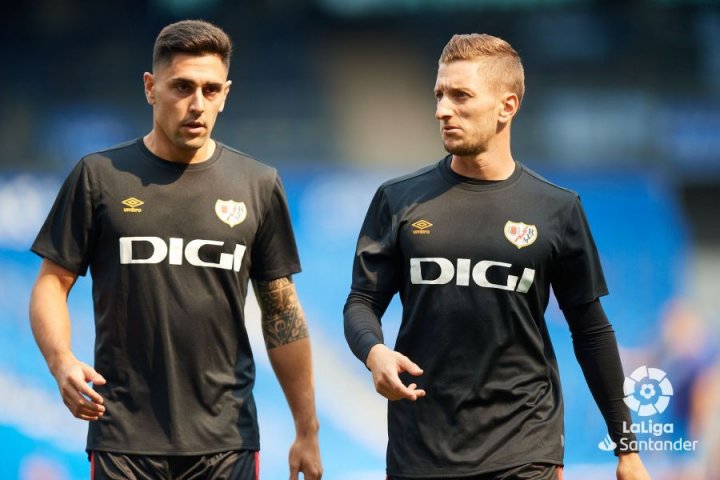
[388,463,563,480]
[90,450,259,480]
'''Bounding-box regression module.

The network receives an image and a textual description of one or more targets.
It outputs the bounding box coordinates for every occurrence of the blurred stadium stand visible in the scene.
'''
[1,1,719,479]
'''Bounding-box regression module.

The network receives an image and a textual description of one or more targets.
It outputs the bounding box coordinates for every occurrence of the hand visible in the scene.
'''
[51,356,106,421]
[365,344,426,401]
[616,452,651,480]
[288,432,322,480]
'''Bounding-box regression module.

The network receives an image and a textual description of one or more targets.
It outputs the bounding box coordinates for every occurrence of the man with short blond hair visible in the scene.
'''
[344,33,651,479]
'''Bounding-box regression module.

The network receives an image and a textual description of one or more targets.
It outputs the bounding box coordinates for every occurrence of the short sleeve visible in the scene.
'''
[249,174,301,281]
[551,196,608,309]
[351,187,402,294]
[31,160,97,276]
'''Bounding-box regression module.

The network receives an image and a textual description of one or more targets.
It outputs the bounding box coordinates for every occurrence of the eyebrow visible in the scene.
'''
[435,86,471,94]
[170,77,224,89]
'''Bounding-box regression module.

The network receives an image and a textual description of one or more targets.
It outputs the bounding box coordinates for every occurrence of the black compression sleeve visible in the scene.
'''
[562,299,637,455]
[343,290,394,364]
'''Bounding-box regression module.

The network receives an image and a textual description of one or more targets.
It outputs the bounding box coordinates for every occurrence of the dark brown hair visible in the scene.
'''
[153,20,232,70]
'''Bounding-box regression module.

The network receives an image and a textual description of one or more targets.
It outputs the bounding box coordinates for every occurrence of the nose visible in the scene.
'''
[435,96,452,121]
[189,88,205,114]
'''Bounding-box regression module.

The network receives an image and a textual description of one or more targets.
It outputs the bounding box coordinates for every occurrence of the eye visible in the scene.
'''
[434,91,443,101]
[203,85,221,97]
[175,83,192,94]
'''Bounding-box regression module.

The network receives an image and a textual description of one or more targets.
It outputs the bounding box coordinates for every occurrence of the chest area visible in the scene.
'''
[93,169,264,268]
[395,193,562,286]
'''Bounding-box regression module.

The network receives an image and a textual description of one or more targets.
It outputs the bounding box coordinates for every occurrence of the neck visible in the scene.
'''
[450,148,515,181]
[143,131,215,164]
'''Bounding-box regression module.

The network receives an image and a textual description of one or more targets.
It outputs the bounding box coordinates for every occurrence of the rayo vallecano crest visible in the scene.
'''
[215,200,247,227]
[504,221,537,249]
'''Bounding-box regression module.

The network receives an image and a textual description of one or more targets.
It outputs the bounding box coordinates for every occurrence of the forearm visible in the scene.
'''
[268,339,319,434]
[254,277,318,433]
[343,290,392,363]
[564,300,636,453]
[29,262,77,374]
[575,327,633,449]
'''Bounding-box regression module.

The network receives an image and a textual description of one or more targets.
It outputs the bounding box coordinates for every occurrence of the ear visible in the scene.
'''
[498,92,519,124]
[219,80,232,113]
[143,72,155,105]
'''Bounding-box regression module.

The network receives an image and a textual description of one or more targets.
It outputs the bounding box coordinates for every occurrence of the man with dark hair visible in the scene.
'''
[344,33,651,479]
[29,19,322,480]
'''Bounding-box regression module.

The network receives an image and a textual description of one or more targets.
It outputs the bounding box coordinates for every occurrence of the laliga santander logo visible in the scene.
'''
[623,366,674,416]
[598,366,698,453]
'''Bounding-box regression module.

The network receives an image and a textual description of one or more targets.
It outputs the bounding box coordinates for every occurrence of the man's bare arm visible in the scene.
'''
[253,276,322,479]
[29,258,106,420]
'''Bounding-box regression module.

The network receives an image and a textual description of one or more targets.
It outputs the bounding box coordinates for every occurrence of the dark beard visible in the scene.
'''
[443,139,488,156]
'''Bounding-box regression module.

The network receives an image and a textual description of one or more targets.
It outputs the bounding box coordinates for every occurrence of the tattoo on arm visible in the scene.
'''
[254,276,309,349]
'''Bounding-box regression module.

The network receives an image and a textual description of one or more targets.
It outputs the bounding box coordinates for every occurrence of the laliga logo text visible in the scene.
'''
[598,365,699,453]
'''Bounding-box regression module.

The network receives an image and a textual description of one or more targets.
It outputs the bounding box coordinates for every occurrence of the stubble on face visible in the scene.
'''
[436,59,501,158]
[442,130,491,157]
[148,53,229,162]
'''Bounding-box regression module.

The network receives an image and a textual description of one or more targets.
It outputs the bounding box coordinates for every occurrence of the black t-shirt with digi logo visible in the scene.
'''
[32,138,301,455]
[349,157,608,477]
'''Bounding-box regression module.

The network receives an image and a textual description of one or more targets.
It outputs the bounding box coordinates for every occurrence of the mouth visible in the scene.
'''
[182,121,206,133]
[442,125,461,134]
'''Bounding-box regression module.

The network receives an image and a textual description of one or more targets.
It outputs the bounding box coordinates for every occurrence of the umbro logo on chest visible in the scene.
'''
[411,219,433,235]
[122,197,144,213]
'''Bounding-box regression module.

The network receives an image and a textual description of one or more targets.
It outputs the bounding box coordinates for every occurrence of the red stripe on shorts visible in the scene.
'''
[255,451,260,480]
[90,452,95,480]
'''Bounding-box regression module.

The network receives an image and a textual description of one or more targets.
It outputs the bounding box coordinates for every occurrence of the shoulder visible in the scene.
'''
[217,143,278,183]
[76,139,143,176]
[83,139,137,160]
[377,162,439,196]
[519,164,579,203]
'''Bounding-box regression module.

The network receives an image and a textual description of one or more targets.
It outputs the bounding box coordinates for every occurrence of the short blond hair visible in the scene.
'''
[440,33,525,104]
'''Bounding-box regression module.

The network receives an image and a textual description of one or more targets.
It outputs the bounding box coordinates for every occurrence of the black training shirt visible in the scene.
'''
[32,139,301,455]
[348,157,608,477]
